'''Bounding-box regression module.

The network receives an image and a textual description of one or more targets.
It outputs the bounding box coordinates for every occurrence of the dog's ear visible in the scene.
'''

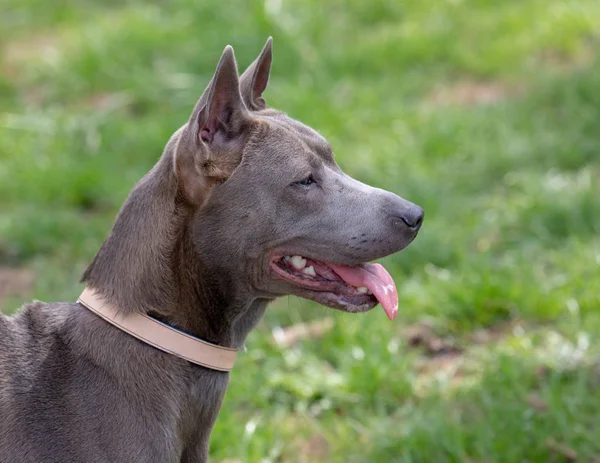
[196,45,246,145]
[176,45,250,205]
[239,37,273,110]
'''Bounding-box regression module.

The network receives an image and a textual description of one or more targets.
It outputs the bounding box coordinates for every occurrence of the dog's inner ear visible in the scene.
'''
[239,37,272,110]
[196,46,246,145]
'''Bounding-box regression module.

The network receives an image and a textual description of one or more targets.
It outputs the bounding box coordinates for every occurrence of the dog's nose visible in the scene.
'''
[403,205,424,230]
[392,205,424,232]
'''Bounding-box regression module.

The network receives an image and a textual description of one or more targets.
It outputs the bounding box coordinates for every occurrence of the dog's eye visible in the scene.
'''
[294,175,316,187]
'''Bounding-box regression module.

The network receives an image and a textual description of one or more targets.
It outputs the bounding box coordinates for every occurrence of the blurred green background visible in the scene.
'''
[1,1,600,461]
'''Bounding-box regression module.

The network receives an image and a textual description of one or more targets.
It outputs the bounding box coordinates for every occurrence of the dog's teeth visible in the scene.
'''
[356,286,369,294]
[290,255,307,269]
[283,256,291,261]
[303,265,316,277]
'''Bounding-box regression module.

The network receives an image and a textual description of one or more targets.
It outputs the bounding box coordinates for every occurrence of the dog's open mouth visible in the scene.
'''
[270,255,398,319]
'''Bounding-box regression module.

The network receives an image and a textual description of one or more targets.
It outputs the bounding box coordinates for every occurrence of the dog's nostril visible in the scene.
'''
[411,211,424,230]
[398,206,424,231]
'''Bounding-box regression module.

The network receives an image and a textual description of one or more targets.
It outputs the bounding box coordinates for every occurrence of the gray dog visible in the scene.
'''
[0,38,423,462]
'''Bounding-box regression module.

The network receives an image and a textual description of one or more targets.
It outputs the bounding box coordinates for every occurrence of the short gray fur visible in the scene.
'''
[0,38,423,463]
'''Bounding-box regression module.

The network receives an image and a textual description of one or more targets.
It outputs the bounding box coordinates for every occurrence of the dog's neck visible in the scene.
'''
[82,131,267,349]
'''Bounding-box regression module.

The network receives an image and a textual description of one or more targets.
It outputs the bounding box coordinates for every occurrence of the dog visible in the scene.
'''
[0,38,423,462]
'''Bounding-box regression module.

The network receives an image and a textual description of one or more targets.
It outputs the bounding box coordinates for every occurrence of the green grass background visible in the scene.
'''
[1,0,600,461]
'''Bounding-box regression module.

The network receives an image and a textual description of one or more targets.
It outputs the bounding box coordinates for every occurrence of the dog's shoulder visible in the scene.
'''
[1,301,75,370]
[5,299,72,336]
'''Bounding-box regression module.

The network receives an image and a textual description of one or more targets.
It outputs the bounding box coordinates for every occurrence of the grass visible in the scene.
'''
[1,0,600,461]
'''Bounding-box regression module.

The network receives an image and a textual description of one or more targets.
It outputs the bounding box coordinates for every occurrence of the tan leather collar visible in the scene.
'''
[77,287,238,372]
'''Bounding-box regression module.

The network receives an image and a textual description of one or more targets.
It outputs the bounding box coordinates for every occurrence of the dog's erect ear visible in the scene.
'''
[196,45,246,145]
[176,45,250,206]
[239,37,273,110]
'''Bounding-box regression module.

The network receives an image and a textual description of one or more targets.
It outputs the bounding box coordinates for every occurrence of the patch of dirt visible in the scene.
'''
[526,393,548,412]
[469,321,521,345]
[545,438,577,461]
[427,41,597,109]
[297,433,330,463]
[403,323,462,356]
[414,350,464,377]
[83,92,133,111]
[426,80,525,107]
[1,34,60,79]
[403,323,466,385]
[404,322,522,389]
[536,40,597,73]
[0,267,36,311]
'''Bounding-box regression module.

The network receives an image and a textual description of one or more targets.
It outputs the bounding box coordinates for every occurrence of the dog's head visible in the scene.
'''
[174,39,423,319]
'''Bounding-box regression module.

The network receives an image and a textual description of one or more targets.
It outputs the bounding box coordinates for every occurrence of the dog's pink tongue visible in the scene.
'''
[327,263,399,320]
